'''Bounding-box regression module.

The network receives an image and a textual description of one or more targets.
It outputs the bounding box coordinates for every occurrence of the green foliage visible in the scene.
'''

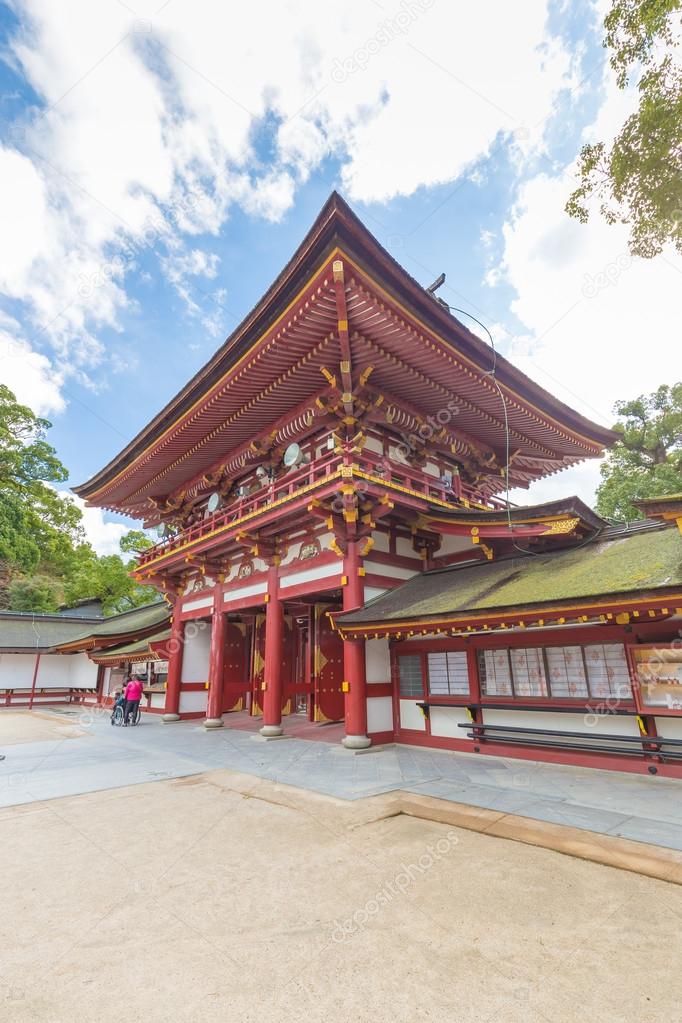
[0,385,157,614]
[596,383,682,520]
[119,530,154,556]
[62,546,155,616]
[566,0,682,258]
[8,575,61,613]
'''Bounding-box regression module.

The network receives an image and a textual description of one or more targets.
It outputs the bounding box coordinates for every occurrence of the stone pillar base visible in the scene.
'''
[342,734,372,750]
[260,724,283,737]
[204,718,224,729]
[162,713,181,723]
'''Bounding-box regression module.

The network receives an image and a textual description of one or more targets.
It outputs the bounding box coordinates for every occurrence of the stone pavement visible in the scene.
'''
[2,707,682,851]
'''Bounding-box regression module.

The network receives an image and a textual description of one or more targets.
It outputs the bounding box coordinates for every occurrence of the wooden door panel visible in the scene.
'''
[314,604,345,722]
[222,621,249,712]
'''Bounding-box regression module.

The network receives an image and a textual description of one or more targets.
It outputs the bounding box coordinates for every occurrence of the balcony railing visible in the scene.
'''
[138,450,507,567]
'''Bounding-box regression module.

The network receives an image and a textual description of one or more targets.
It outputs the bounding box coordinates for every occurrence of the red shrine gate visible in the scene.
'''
[218,605,345,723]
[78,192,666,771]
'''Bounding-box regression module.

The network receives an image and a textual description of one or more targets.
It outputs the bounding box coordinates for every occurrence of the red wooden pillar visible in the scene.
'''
[342,540,370,749]
[28,652,41,710]
[163,613,185,722]
[205,604,227,728]
[260,563,285,737]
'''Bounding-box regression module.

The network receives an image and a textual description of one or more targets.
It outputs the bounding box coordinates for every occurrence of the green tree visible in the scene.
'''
[119,529,154,556]
[566,0,682,258]
[0,385,84,601]
[62,547,156,616]
[7,575,61,613]
[596,383,682,520]
[0,385,158,613]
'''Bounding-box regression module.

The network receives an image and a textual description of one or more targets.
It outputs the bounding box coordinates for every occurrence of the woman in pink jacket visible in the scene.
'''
[123,675,144,725]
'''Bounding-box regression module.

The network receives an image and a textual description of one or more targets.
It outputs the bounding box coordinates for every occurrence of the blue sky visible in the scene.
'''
[0,0,679,550]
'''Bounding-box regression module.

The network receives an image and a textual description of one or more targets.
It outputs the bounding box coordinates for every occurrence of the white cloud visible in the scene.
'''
[493,73,682,509]
[63,493,130,556]
[1,0,577,414]
[0,312,65,415]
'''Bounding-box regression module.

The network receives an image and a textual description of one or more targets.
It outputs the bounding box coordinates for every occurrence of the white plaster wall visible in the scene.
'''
[0,653,36,687]
[223,581,267,604]
[365,561,418,580]
[482,709,640,737]
[179,690,208,714]
[363,435,383,455]
[399,699,426,731]
[424,460,439,477]
[367,697,393,733]
[181,626,211,683]
[364,586,390,602]
[35,655,73,688]
[149,692,166,709]
[430,707,473,740]
[280,540,302,566]
[182,595,213,613]
[365,639,390,683]
[370,531,390,553]
[655,717,682,740]
[280,562,340,589]
[67,653,98,689]
[0,652,97,690]
[438,534,475,556]
[396,537,415,558]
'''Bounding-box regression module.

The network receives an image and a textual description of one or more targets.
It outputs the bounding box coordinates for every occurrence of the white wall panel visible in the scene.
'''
[399,699,426,731]
[365,639,390,683]
[655,717,682,740]
[179,690,207,713]
[182,595,213,613]
[482,708,640,737]
[280,562,340,589]
[181,626,211,682]
[367,697,393,733]
[430,707,473,740]
[365,561,418,580]
[223,581,267,604]
[0,653,36,688]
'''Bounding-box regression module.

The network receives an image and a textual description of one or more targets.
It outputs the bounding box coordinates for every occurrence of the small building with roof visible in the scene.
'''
[0,601,170,710]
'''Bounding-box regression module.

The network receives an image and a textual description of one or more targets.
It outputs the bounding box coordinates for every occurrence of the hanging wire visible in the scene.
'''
[447,306,600,558]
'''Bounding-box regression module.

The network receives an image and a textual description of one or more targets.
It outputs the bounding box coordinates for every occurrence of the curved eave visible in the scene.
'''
[424,495,606,531]
[75,192,616,504]
[334,588,682,638]
[55,622,169,655]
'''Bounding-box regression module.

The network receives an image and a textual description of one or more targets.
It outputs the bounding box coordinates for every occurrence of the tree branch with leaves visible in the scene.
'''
[596,382,682,520]
[566,0,682,258]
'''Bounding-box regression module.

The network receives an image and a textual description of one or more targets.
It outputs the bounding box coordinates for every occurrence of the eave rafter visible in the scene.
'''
[129,330,339,510]
[353,330,561,463]
[347,274,603,458]
[150,385,338,521]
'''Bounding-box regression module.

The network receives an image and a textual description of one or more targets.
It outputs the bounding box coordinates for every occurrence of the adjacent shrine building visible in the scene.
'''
[74,194,682,774]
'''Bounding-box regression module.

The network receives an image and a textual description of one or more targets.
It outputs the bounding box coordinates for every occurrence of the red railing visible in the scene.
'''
[138,450,345,565]
[138,450,508,566]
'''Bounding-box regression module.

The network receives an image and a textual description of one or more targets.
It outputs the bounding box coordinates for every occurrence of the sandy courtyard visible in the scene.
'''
[0,709,85,746]
[1,767,681,1023]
